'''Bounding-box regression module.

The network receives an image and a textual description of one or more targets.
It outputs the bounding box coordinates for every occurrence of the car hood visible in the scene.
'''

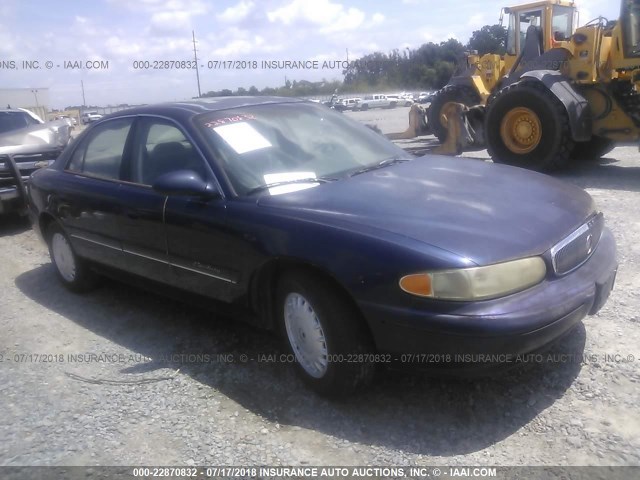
[256,156,595,265]
[0,121,70,153]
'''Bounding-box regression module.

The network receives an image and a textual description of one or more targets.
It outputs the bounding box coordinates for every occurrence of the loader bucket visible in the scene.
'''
[387,104,431,140]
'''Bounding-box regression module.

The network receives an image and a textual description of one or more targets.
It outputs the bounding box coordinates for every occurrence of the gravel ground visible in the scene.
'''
[1,107,639,467]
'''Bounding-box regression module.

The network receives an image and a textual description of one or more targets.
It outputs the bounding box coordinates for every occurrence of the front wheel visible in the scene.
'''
[277,271,375,397]
[47,223,98,292]
[485,81,574,171]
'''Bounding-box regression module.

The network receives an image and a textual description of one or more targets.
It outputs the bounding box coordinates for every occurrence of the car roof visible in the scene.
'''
[105,96,306,122]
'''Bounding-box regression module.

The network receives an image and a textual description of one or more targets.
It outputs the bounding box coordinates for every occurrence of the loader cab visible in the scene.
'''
[608,0,640,70]
[504,1,577,57]
[621,0,640,58]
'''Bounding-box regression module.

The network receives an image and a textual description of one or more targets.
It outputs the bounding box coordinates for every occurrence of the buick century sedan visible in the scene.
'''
[27,97,617,396]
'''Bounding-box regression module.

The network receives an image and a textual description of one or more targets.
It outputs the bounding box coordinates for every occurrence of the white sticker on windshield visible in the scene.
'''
[213,122,272,154]
[264,171,318,196]
[264,172,317,183]
[267,183,320,195]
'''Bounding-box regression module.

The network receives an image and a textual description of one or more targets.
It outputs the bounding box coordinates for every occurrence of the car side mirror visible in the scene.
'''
[152,169,220,199]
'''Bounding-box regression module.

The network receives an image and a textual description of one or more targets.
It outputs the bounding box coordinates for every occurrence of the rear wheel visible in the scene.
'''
[428,85,481,142]
[486,81,574,171]
[277,270,375,397]
[47,223,98,292]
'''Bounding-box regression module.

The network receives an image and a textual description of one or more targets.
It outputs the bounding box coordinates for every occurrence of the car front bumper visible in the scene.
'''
[358,228,617,371]
[0,154,27,215]
[0,187,23,214]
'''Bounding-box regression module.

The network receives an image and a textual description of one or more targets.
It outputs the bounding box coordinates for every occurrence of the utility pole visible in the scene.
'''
[81,80,86,107]
[192,30,202,98]
[31,89,39,108]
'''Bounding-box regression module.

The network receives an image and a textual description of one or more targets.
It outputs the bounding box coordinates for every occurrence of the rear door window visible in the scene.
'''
[67,118,133,180]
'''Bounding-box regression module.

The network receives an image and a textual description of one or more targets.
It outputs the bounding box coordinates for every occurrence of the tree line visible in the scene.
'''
[201,23,507,98]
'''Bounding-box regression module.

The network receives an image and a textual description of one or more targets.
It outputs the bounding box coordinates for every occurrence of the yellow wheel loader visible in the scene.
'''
[478,0,640,170]
[413,0,640,172]
[425,0,578,144]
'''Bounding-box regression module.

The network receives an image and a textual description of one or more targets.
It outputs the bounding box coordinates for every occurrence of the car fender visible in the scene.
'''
[244,214,470,331]
[243,205,471,298]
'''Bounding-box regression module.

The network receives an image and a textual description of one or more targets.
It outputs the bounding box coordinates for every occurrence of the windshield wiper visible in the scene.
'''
[349,156,412,177]
[245,177,336,196]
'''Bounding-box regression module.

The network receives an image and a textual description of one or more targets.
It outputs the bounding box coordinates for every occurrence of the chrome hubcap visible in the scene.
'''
[52,233,76,282]
[284,292,328,378]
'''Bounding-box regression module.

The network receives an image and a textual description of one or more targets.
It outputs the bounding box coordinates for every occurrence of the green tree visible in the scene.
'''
[198,24,505,96]
[434,61,456,88]
[467,24,508,55]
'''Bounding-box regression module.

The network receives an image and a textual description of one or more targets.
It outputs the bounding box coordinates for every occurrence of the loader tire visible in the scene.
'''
[428,85,481,142]
[570,136,615,161]
[486,81,574,172]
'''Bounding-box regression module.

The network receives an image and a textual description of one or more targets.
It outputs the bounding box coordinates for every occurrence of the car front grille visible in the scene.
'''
[0,150,59,188]
[551,213,604,275]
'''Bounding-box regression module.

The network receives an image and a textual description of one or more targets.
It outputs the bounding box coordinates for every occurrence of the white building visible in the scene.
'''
[0,88,50,121]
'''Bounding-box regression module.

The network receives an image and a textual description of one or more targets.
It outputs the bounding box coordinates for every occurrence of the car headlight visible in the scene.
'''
[399,257,546,301]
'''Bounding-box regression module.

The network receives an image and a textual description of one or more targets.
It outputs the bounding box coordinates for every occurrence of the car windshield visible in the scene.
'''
[0,111,39,134]
[196,102,410,196]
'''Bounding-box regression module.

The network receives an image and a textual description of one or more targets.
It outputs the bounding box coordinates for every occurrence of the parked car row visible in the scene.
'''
[354,94,398,110]
[334,97,361,111]
[51,111,105,126]
[417,91,433,103]
[332,92,429,111]
[386,94,414,107]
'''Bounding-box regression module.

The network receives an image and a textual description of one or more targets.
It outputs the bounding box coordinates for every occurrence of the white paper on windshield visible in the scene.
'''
[264,171,319,195]
[213,122,272,154]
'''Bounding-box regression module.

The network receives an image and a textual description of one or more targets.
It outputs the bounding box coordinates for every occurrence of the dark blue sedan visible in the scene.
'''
[26,97,618,396]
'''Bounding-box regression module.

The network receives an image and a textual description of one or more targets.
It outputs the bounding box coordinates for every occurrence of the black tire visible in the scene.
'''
[428,85,481,142]
[571,136,615,161]
[47,223,98,293]
[360,103,369,111]
[485,81,574,171]
[277,270,375,397]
